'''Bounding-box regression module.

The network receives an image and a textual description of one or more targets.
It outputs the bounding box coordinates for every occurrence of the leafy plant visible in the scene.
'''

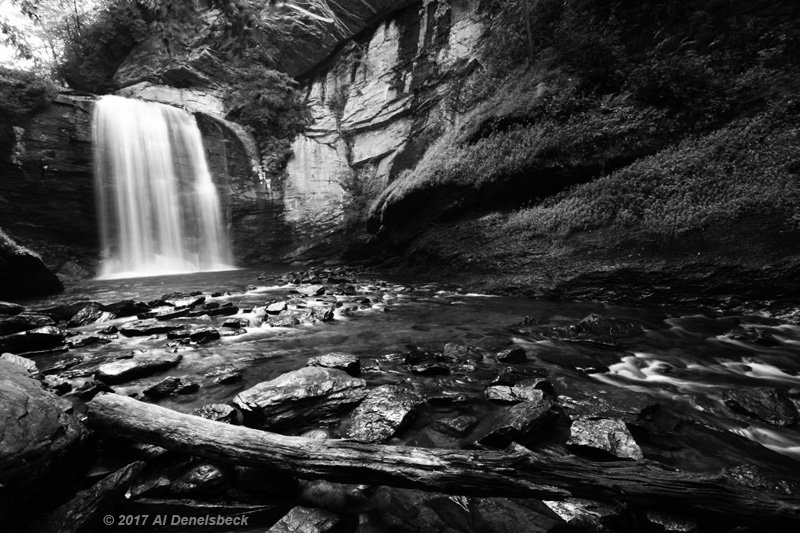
[0,66,57,120]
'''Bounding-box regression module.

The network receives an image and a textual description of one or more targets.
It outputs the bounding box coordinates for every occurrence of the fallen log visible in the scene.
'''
[86,393,800,527]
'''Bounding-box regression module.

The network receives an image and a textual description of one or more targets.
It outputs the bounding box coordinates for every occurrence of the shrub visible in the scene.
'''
[0,67,57,120]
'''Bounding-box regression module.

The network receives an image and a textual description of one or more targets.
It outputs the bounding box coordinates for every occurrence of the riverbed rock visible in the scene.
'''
[95,353,183,385]
[567,418,644,460]
[725,326,780,346]
[295,284,326,297]
[410,362,451,375]
[266,301,288,314]
[70,379,115,401]
[67,304,112,327]
[0,312,55,335]
[0,325,67,354]
[167,326,221,344]
[0,359,87,529]
[119,320,185,337]
[191,403,237,424]
[269,315,301,327]
[102,299,151,318]
[485,383,551,404]
[267,506,341,533]
[723,387,799,426]
[143,376,200,398]
[0,300,24,317]
[345,384,424,442]
[442,342,485,362]
[306,353,360,376]
[496,346,527,363]
[234,367,367,431]
[577,313,644,339]
[434,415,479,437]
[171,462,230,497]
[543,498,624,531]
[1,351,39,375]
[476,396,557,448]
[645,508,699,532]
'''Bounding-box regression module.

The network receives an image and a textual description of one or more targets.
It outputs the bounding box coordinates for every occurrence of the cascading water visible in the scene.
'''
[93,95,234,279]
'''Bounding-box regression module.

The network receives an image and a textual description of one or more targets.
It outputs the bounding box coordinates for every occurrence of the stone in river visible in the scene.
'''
[476,396,557,448]
[167,327,220,344]
[0,325,66,354]
[143,376,200,398]
[222,317,248,329]
[442,342,485,362]
[295,284,326,297]
[435,415,479,437]
[577,313,644,339]
[485,383,552,404]
[69,379,115,401]
[567,418,644,460]
[67,304,112,327]
[171,462,230,497]
[269,315,300,327]
[491,366,547,386]
[119,320,184,337]
[723,386,799,426]
[233,367,367,431]
[267,506,340,533]
[306,353,360,376]
[345,384,424,442]
[0,360,87,530]
[191,403,237,424]
[496,346,527,363]
[266,301,288,314]
[0,313,55,335]
[154,307,191,320]
[102,299,150,318]
[95,353,182,385]
[410,362,450,375]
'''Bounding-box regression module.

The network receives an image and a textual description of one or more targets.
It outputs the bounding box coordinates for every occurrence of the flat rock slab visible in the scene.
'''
[167,327,220,344]
[295,285,326,297]
[143,377,200,398]
[234,367,367,431]
[477,396,557,448]
[119,320,184,337]
[306,353,360,376]
[567,418,644,460]
[95,353,183,385]
[0,313,55,335]
[723,387,799,426]
[486,382,553,403]
[345,384,424,442]
[0,360,87,528]
[0,325,66,354]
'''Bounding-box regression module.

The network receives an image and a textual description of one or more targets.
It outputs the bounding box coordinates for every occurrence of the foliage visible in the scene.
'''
[0,66,57,120]
[504,100,800,238]
[55,0,149,92]
[225,62,310,173]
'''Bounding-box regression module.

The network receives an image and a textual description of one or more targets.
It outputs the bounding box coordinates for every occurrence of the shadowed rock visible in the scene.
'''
[477,396,557,448]
[0,325,66,354]
[267,506,340,533]
[119,320,185,337]
[723,387,799,426]
[143,377,200,398]
[0,313,55,335]
[567,418,644,460]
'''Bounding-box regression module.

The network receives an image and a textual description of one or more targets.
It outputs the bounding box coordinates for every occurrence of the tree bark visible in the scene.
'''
[86,393,800,527]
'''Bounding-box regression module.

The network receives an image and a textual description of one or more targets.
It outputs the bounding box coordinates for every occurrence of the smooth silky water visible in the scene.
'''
[21,269,800,477]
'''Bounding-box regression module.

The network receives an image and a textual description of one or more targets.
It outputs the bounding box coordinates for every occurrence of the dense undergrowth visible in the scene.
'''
[371,0,800,242]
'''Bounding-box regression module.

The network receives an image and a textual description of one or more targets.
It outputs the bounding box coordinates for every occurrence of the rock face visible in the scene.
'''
[0,94,97,279]
[0,229,64,299]
[282,0,485,256]
[0,360,87,530]
[233,366,367,431]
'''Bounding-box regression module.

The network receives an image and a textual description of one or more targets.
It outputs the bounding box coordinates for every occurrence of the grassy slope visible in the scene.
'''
[367,0,800,313]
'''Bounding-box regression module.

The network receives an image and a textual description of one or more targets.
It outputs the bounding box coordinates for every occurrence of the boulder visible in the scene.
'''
[0,313,55,335]
[295,284,325,297]
[171,462,230,497]
[306,353,360,376]
[496,346,527,363]
[0,360,87,530]
[233,367,367,431]
[95,353,183,385]
[143,377,200,398]
[269,315,301,327]
[69,379,114,401]
[567,418,644,460]
[577,313,644,339]
[345,384,424,442]
[266,301,288,314]
[67,304,112,328]
[0,228,63,299]
[102,300,150,318]
[723,387,799,426]
[476,396,557,448]
[167,327,220,344]
[434,415,479,437]
[0,325,66,354]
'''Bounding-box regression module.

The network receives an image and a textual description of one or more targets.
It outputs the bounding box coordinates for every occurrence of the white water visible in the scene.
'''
[93,95,234,279]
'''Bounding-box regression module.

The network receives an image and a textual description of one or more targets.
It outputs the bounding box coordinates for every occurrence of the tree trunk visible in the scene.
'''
[86,393,800,527]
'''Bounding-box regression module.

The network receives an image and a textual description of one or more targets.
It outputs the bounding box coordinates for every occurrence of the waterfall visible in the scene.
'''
[93,95,234,279]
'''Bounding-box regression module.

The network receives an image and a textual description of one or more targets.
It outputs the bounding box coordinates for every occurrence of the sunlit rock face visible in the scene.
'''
[283,0,486,249]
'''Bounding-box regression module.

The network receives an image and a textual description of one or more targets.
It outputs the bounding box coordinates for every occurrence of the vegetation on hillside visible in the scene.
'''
[372,0,800,241]
[0,66,56,120]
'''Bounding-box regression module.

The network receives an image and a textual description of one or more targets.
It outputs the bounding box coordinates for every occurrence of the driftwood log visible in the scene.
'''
[86,393,800,527]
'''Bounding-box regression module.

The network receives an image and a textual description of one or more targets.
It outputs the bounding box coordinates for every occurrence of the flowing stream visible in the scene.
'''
[93,96,234,279]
